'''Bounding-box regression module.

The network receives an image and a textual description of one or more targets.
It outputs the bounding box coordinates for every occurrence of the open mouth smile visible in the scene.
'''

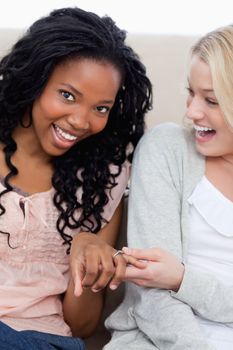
[53,124,78,142]
[194,124,216,141]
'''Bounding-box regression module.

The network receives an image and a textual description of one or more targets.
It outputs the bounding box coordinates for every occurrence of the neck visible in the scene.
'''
[221,155,233,167]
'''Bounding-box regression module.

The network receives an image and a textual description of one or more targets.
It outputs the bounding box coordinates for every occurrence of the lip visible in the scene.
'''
[194,123,209,127]
[194,126,216,144]
[195,132,215,143]
[51,124,78,149]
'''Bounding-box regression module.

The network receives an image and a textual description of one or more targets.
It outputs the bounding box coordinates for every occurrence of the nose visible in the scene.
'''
[67,108,90,131]
[186,97,205,122]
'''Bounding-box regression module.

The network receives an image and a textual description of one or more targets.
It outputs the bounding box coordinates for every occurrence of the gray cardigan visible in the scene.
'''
[104,123,232,349]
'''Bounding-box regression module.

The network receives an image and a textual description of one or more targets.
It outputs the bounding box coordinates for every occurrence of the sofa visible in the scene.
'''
[0,28,198,349]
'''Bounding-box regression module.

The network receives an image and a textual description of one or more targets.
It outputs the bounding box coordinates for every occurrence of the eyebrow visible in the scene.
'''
[187,80,214,93]
[60,83,115,104]
[202,89,214,93]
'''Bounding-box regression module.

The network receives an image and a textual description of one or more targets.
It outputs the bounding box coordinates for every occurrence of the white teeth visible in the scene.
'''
[194,125,214,132]
[54,125,77,141]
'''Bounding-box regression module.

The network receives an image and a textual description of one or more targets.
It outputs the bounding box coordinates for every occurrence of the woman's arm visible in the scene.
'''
[125,246,233,324]
[63,278,104,338]
[63,201,123,337]
[123,221,233,322]
[123,247,184,292]
[172,263,233,324]
[63,200,144,337]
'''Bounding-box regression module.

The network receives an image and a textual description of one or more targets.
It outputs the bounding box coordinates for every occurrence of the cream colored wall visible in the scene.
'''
[0,29,198,128]
[127,34,198,128]
[0,29,24,53]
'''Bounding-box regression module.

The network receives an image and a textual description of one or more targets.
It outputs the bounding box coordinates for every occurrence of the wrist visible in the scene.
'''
[73,231,90,243]
[172,262,185,292]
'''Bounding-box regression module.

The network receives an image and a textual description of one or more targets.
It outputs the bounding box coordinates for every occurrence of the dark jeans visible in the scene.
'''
[0,321,85,350]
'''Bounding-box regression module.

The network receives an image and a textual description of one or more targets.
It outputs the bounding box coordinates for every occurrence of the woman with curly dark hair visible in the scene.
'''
[0,6,152,350]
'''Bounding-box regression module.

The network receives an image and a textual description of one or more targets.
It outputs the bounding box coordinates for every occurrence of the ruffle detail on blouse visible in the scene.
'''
[188,176,233,237]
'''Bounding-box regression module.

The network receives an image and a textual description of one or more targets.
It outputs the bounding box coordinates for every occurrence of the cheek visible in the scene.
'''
[186,96,191,108]
[223,131,233,146]
[92,118,109,133]
[33,94,59,122]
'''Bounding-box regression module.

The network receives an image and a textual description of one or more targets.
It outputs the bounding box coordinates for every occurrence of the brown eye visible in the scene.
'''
[96,106,110,114]
[60,90,75,101]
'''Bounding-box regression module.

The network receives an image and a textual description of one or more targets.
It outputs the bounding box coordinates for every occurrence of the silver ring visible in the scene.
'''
[112,250,124,258]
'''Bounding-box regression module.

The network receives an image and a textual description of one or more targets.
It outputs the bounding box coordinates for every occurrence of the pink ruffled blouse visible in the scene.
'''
[0,162,130,336]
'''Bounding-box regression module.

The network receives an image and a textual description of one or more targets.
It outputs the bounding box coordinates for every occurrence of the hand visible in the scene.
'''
[123,247,185,292]
[70,232,145,296]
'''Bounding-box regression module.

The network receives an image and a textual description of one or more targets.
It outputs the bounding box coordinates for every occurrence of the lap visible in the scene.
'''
[103,329,158,350]
[0,321,85,350]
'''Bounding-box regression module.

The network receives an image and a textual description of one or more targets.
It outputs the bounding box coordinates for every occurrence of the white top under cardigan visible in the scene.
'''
[188,176,233,350]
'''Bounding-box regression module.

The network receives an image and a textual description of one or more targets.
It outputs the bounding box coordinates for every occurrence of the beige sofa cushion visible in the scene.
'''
[127,33,198,127]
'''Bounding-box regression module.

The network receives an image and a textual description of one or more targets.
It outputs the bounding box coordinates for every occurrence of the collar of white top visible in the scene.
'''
[188,176,233,237]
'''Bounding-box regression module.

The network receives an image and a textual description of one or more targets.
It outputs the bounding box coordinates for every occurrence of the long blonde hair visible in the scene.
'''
[191,25,233,128]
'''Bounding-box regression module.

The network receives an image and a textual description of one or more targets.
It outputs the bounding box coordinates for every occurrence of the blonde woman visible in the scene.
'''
[105,25,233,350]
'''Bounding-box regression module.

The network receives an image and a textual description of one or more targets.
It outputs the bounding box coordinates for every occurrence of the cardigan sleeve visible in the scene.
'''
[120,124,215,349]
[172,263,233,324]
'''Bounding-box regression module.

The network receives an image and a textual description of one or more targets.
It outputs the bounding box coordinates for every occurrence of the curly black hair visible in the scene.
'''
[0,7,152,252]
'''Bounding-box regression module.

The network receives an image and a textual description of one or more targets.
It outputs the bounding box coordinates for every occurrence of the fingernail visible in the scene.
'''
[92,288,100,293]
[122,247,129,254]
[110,284,118,290]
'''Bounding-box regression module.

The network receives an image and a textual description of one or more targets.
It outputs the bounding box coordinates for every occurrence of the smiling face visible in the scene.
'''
[186,55,233,159]
[27,58,122,157]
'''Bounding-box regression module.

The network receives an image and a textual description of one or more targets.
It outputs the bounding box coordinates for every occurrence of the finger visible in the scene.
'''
[73,272,83,297]
[124,277,148,287]
[81,250,101,288]
[70,258,85,297]
[91,256,115,292]
[109,255,127,290]
[124,265,148,280]
[124,254,147,269]
[122,247,159,261]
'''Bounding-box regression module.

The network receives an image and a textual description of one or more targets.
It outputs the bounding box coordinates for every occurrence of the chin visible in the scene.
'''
[196,148,221,158]
[43,146,70,158]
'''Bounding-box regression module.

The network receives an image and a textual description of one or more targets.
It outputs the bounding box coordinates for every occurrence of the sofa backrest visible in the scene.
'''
[127,33,198,127]
[0,29,198,127]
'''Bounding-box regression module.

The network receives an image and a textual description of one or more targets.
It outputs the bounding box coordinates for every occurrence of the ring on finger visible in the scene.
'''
[112,250,124,258]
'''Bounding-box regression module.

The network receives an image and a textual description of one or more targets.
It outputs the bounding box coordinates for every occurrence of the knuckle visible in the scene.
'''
[155,248,163,258]
[114,265,126,280]
[104,266,115,277]
[115,271,124,281]
[140,280,147,287]
[86,269,98,279]
[116,255,127,265]
[85,245,97,254]
[148,271,154,280]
